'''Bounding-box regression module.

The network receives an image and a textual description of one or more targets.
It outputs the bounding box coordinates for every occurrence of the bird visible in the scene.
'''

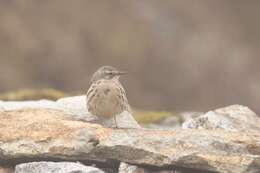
[86,66,130,128]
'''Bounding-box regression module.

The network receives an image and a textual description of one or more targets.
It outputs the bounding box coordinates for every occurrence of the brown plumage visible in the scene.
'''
[86,66,130,127]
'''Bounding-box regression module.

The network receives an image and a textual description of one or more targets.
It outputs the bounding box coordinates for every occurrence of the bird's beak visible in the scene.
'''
[117,71,127,75]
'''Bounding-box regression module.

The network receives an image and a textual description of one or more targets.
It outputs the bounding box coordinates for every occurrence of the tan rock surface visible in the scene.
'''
[0,167,14,173]
[0,96,139,128]
[0,108,260,173]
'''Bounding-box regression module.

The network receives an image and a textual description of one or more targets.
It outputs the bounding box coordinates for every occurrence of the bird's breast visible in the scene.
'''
[87,80,127,118]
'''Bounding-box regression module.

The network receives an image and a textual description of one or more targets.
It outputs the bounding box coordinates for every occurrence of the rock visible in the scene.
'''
[56,96,94,122]
[0,95,139,128]
[118,162,144,173]
[100,111,141,128]
[0,96,140,172]
[0,167,14,173]
[0,96,92,121]
[117,112,141,172]
[118,163,191,173]
[0,108,260,173]
[46,97,142,172]
[15,162,104,173]
[57,96,140,128]
[179,112,203,122]
[182,105,260,132]
[0,99,57,111]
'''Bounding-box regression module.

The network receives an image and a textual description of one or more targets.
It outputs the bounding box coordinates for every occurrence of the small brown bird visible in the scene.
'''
[86,66,130,127]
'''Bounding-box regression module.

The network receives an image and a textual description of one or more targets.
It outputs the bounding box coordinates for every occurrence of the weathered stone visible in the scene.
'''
[0,167,13,173]
[118,163,213,173]
[119,162,144,173]
[0,96,139,128]
[58,96,140,128]
[0,108,260,173]
[117,110,141,172]
[56,96,94,122]
[15,162,104,173]
[0,96,140,173]
[118,163,185,173]
[179,112,204,122]
[182,105,260,133]
[0,99,57,111]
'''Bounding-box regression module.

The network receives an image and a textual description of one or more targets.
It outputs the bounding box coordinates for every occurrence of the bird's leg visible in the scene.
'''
[114,116,118,128]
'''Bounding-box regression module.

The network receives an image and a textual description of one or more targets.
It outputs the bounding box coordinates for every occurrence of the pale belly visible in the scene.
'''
[87,81,125,119]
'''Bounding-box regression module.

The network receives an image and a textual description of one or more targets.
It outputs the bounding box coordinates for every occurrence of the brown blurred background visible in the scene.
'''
[0,0,260,113]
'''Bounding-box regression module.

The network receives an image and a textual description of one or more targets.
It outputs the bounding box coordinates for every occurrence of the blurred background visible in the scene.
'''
[0,0,260,113]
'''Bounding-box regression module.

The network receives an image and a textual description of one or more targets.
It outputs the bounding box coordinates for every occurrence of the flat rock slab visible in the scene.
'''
[0,109,260,173]
[15,162,104,173]
[0,96,139,128]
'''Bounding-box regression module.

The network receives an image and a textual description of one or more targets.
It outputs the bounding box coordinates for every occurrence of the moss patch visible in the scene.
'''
[133,109,178,124]
[0,88,67,101]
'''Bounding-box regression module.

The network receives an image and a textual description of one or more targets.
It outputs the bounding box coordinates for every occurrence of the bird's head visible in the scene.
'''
[91,66,127,83]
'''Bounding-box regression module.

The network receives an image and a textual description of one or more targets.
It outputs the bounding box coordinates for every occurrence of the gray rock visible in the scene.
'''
[118,162,142,173]
[15,162,104,173]
[117,112,141,172]
[182,105,260,132]
[0,99,57,111]
[2,99,260,173]
[0,96,140,173]
[1,108,260,173]
[179,112,203,122]
[0,96,93,122]
[0,95,139,128]
[57,96,140,128]
[56,96,94,122]
[119,163,191,173]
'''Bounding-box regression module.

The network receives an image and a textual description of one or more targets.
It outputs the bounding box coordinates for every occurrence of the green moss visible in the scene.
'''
[133,109,178,124]
[0,88,67,101]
